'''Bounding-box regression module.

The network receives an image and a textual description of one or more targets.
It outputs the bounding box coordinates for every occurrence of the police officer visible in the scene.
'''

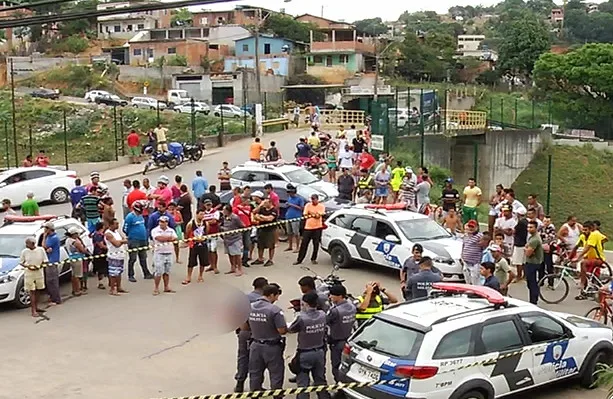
[288,291,331,399]
[245,283,287,392]
[356,169,375,197]
[355,281,398,327]
[405,256,442,300]
[235,277,269,393]
[326,285,356,383]
[298,276,330,311]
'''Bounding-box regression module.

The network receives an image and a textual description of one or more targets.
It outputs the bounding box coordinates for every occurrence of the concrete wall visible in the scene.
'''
[119,65,199,81]
[208,25,251,47]
[8,56,91,81]
[224,55,290,76]
[235,36,295,57]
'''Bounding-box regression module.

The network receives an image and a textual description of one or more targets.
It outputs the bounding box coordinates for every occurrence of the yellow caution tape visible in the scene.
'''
[19,212,329,271]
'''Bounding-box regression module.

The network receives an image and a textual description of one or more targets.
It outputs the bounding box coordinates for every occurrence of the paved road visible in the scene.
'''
[0,128,609,399]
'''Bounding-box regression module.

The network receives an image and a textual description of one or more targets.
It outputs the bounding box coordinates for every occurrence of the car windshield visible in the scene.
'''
[353,318,424,358]
[177,91,189,98]
[396,218,452,242]
[285,169,319,185]
[0,234,32,258]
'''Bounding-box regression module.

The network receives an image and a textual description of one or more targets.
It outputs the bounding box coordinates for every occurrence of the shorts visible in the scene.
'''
[375,187,389,197]
[225,240,244,256]
[286,220,301,236]
[93,256,108,276]
[207,238,219,252]
[511,247,526,266]
[24,269,45,291]
[87,218,101,234]
[188,245,209,268]
[154,252,173,276]
[257,229,275,249]
[70,259,83,278]
[584,259,604,274]
[128,146,140,157]
[462,206,478,224]
[108,258,125,277]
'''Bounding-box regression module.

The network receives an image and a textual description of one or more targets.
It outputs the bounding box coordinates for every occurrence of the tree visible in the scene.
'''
[564,9,613,43]
[395,31,455,81]
[171,8,193,27]
[496,9,550,83]
[262,13,321,43]
[353,18,387,35]
[533,43,613,133]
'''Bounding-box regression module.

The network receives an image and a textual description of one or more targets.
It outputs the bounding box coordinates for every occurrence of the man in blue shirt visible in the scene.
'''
[123,202,153,282]
[42,222,62,305]
[70,179,88,222]
[192,170,208,203]
[480,262,501,292]
[147,200,177,236]
[295,136,312,160]
[285,186,305,252]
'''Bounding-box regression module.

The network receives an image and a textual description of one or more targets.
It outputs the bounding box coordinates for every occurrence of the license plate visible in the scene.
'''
[355,364,380,382]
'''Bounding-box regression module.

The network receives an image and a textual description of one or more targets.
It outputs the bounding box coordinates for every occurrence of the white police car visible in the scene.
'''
[0,215,92,308]
[321,205,464,281]
[340,283,613,399]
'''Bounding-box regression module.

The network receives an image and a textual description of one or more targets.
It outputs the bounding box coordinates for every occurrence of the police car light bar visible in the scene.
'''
[364,203,407,211]
[4,215,57,223]
[431,282,506,305]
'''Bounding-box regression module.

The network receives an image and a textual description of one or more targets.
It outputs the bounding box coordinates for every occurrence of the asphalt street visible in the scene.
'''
[0,128,609,399]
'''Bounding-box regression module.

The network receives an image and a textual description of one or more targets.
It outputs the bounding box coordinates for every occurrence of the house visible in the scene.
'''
[127,26,249,66]
[97,1,172,39]
[0,0,35,52]
[192,5,273,27]
[295,14,376,84]
[456,34,498,61]
[550,8,564,23]
[224,34,306,77]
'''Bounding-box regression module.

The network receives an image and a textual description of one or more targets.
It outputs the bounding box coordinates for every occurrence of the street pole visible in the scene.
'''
[3,120,9,169]
[10,58,18,168]
[546,154,553,214]
[190,98,196,144]
[254,9,262,104]
[242,70,248,135]
[63,109,68,169]
[419,88,425,167]
[119,109,125,156]
[28,125,32,156]
[156,100,160,125]
[373,41,379,102]
[113,105,118,161]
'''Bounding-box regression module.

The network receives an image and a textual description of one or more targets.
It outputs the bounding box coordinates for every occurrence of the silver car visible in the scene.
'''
[131,97,167,110]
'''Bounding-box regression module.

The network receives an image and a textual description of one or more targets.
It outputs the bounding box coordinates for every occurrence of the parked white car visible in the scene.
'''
[0,167,76,206]
[131,97,167,110]
[84,90,110,102]
[389,107,411,128]
[213,104,249,119]
[174,102,210,115]
[0,215,92,308]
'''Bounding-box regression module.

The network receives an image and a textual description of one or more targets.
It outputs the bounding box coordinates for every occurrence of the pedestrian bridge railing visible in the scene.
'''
[443,110,487,130]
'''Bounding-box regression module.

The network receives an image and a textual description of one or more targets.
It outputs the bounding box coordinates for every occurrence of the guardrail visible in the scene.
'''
[443,110,487,130]
[262,117,289,130]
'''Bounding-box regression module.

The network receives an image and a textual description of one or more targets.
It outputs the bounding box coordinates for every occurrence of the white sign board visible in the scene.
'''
[371,135,384,151]
[255,103,263,137]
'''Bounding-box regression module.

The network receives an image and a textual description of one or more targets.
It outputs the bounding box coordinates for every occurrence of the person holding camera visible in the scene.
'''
[355,281,398,326]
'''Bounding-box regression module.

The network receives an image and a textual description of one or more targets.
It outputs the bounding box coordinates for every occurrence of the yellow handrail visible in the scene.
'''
[443,110,487,130]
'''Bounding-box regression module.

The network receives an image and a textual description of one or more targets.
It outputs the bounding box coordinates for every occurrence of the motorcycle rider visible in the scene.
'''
[295,136,312,165]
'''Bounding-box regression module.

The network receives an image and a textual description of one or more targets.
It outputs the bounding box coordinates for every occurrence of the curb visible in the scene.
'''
[104,148,223,182]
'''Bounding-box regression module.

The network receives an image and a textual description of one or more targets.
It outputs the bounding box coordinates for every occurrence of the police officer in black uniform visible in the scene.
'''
[234,277,269,393]
[288,291,331,399]
[244,283,287,392]
[326,285,356,382]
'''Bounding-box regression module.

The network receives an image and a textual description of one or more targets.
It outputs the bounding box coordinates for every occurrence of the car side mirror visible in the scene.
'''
[385,234,400,243]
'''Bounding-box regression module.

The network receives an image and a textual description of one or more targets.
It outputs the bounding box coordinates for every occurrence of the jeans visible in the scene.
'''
[462,262,481,285]
[241,230,251,265]
[543,251,554,286]
[44,265,61,304]
[297,229,322,263]
[127,239,151,278]
[525,263,544,304]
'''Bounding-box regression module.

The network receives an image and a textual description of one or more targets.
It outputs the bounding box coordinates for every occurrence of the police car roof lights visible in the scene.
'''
[4,214,57,223]
[431,282,507,305]
[363,203,407,211]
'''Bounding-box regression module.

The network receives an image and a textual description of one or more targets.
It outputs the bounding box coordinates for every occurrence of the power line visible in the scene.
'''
[0,0,240,29]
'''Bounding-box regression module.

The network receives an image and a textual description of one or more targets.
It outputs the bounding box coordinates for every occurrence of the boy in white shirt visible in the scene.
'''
[151,216,178,296]
[19,237,48,317]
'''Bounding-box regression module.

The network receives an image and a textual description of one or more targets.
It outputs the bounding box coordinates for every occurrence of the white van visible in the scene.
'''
[167,89,191,107]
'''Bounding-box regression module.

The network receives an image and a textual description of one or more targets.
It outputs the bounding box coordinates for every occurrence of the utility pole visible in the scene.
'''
[254,8,262,105]
[9,58,17,168]
[373,38,379,102]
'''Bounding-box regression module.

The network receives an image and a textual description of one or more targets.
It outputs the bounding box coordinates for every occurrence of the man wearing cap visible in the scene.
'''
[147,201,177,236]
[326,285,356,382]
[441,178,460,215]
[294,194,325,266]
[21,192,39,217]
[81,186,102,233]
[337,168,355,201]
[123,202,153,282]
[202,198,222,273]
[406,257,442,300]
[151,215,178,295]
[400,244,441,298]
[86,171,108,192]
[200,185,222,211]
[489,244,515,295]
[20,237,48,317]
[151,176,173,208]
[461,220,483,285]
[42,222,62,305]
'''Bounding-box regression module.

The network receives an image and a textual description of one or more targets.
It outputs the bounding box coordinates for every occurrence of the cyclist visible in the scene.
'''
[574,221,608,301]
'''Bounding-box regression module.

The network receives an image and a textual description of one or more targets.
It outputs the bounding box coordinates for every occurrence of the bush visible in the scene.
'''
[166,55,188,67]
[87,147,115,162]
[52,35,89,54]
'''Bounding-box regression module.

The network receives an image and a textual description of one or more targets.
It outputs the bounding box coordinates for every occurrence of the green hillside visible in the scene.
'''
[512,144,613,234]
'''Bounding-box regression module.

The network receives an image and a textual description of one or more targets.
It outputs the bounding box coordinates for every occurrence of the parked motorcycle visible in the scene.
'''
[183,142,206,162]
[295,154,329,178]
[142,147,178,174]
[289,265,353,311]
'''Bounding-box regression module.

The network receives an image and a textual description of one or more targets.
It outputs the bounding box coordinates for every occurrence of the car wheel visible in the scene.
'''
[330,244,352,268]
[234,115,240,119]
[214,112,220,117]
[580,349,612,388]
[133,104,138,108]
[457,391,486,399]
[13,279,30,309]
[204,110,210,115]
[51,187,69,204]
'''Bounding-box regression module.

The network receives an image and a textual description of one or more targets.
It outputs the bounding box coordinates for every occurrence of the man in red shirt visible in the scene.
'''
[35,150,49,167]
[359,148,376,171]
[233,194,252,267]
[127,180,147,210]
[126,130,141,164]
[264,184,279,212]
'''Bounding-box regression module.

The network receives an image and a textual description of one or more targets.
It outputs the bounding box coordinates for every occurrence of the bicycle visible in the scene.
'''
[585,288,613,325]
[538,262,612,304]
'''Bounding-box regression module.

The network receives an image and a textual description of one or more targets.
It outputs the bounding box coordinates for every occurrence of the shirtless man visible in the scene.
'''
[442,208,463,234]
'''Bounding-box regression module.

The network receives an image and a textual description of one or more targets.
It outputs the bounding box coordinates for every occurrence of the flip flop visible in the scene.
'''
[164,289,176,293]
[224,271,235,275]
[214,270,220,275]
[197,277,204,283]
[153,290,160,296]
[97,284,105,290]
[182,280,191,285]
[284,248,293,252]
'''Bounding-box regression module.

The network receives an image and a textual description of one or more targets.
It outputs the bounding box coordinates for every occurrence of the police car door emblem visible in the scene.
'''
[552,345,563,361]
[367,355,372,361]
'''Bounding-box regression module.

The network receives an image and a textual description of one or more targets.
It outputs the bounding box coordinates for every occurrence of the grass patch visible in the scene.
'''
[512,144,613,238]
